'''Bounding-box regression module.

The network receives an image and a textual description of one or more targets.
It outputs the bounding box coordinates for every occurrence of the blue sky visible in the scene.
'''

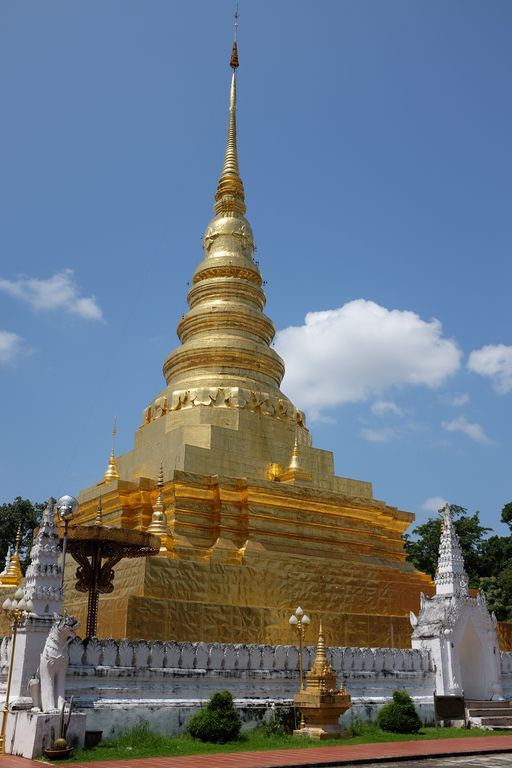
[0,1,510,535]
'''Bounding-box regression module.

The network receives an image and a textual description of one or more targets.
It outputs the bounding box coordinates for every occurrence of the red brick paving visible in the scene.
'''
[4,735,512,767]
[55,734,512,767]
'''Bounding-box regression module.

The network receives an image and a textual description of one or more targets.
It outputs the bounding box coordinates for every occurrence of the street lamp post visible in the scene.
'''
[0,588,33,755]
[289,606,310,690]
[56,495,79,591]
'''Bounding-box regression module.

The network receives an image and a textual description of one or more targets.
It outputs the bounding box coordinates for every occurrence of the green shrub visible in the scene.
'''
[188,691,242,743]
[377,690,422,734]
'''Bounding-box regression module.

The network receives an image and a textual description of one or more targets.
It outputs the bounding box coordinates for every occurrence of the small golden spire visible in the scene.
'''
[103,417,120,482]
[308,618,335,688]
[289,435,303,472]
[281,432,312,483]
[95,496,103,526]
[316,619,326,666]
[0,528,23,588]
[146,460,170,551]
[214,16,245,217]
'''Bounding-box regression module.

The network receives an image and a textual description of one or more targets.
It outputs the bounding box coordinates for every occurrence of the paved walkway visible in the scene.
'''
[2,735,512,768]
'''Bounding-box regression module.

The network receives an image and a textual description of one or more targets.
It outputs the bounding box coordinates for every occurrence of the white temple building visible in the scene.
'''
[411,504,503,701]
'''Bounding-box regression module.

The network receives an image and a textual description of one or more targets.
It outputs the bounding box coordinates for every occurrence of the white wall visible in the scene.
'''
[0,637,438,737]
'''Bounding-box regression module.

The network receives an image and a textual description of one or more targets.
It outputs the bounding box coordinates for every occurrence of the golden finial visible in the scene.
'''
[95,496,103,526]
[103,417,120,483]
[230,6,239,69]
[214,12,245,217]
[146,460,170,551]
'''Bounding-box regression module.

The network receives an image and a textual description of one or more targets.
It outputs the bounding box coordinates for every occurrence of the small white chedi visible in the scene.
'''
[2,499,86,758]
[410,504,503,700]
[7,499,65,706]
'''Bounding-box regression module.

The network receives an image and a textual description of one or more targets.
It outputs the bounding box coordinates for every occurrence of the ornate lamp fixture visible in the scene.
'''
[57,494,79,590]
[289,606,310,690]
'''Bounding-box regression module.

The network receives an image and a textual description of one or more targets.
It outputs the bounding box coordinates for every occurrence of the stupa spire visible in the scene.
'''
[95,496,103,526]
[435,504,468,597]
[214,16,245,216]
[103,417,120,483]
[146,460,171,551]
[161,18,294,405]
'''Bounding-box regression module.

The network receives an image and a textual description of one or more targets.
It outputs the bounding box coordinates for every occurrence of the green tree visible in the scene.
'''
[501,502,512,532]
[479,535,512,578]
[0,497,45,572]
[403,505,490,586]
[477,562,512,621]
[477,575,512,621]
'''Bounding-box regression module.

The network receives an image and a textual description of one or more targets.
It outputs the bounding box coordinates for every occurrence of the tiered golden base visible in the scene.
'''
[67,463,435,646]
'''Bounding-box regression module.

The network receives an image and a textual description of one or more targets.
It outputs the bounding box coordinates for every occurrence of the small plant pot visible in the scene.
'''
[84,730,103,749]
[43,746,74,760]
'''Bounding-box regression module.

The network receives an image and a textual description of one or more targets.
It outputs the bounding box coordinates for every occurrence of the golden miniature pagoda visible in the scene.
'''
[294,621,352,739]
[0,528,23,589]
[67,34,438,647]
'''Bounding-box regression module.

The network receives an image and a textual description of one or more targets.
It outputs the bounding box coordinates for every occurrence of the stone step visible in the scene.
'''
[478,717,512,727]
[466,700,512,708]
[467,708,512,717]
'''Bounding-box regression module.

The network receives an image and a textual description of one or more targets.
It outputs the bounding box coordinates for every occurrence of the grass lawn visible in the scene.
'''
[43,722,512,763]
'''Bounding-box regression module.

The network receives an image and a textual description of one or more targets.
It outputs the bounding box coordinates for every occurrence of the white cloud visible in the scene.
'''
[0,331,24,364]
[275,299,461,416]
[371,400,403,417]
[441,415,491,445]
[360,426,399,443]
[449,393,470,407]
[0,270,102,320]
[421,496,448,514]
[468,344,512,394]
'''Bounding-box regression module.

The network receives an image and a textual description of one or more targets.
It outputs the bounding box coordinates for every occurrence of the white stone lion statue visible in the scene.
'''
[29,613,79,712]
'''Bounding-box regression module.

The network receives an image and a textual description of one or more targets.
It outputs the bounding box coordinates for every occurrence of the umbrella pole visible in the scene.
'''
[86,541,101,638]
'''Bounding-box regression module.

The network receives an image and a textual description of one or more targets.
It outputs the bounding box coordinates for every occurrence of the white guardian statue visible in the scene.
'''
[30,613,80,712]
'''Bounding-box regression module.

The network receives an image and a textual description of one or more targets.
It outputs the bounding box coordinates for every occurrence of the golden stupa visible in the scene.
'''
[0,528,23,589]
[67,36,439,647]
